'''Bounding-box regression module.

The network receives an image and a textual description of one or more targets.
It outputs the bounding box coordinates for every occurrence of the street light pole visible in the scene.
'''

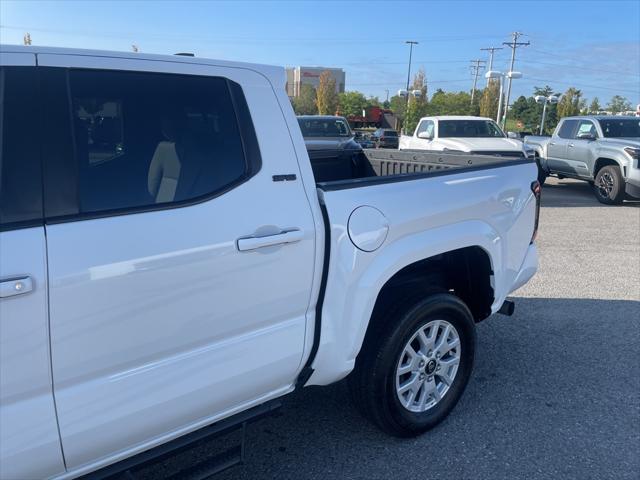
[496,75,505,123]
[539,99,548,135]
[405,41,418,106]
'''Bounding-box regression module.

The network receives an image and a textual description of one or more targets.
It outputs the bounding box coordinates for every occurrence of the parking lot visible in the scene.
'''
[140,177,640,480]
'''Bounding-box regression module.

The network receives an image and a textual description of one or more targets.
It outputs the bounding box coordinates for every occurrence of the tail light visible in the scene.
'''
[530,180,541,243]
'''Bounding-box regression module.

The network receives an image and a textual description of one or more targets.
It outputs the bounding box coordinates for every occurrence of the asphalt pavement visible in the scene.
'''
[140,177,640,480]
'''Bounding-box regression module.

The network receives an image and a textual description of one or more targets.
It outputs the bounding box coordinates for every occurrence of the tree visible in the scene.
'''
[479,79,500,121]
[589,97,601,113]
[316,71,338,115]
[389,95,407,121]
[292,84,318,115]
[412,68,428,100]
[426,90,474,116]
[338,91,368,118]
[607,95,632,114]
[557,87,583,119]
[402,69,430,133]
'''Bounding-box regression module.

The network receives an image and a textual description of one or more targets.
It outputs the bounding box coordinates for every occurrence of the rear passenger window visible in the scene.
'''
[557,120,578,139]
[0,67,43,230]
[67,69,258,215]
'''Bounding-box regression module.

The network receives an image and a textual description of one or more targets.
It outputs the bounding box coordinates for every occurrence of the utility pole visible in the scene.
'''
[404,41,418,107]
[469,59,486,106]
[501,32,529,127]
[385,89,389,103]
[480,46,503,84]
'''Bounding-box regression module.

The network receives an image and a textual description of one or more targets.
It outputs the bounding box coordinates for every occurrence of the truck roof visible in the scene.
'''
[0,44,286,89]
[418,116,496,121]
[559,115,639,121]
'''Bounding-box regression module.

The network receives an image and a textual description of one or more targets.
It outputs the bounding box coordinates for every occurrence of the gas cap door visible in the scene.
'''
[348,206,389,252]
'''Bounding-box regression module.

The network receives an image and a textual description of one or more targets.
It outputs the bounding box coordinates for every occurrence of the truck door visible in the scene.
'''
[38,55,316,469]
[546,119,578,173]
[567,119,598,179]
[0,54,66,479]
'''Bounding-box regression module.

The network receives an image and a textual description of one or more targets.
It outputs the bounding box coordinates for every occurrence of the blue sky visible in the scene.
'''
[1,0,638,106]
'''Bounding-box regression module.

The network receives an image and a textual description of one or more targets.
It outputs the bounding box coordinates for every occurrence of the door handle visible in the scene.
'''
[568,143,575,148]
[0,276,34,298]
[549,142,555,146]
[237,229,304,251]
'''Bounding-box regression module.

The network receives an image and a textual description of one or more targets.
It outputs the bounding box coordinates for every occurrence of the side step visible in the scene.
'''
[84,400,281,480]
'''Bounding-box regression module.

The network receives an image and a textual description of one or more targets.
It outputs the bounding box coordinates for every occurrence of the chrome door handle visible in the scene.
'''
[549,142,556,145]
[568,143,575,148]
[0,276,34,298]
[237,229,304,251]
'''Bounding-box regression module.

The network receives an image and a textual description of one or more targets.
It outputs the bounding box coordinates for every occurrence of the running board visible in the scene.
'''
[83,400,281,480]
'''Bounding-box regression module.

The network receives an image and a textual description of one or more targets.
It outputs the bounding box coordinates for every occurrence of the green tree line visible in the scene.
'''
[291,70,634,135]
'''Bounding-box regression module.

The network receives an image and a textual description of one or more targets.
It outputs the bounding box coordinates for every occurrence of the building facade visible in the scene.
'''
[286,67,345,97]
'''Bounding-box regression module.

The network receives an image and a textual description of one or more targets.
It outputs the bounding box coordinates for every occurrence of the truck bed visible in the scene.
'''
[308,148,533,188]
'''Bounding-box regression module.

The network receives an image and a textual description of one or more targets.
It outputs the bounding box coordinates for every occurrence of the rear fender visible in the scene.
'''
[307,220,503,386]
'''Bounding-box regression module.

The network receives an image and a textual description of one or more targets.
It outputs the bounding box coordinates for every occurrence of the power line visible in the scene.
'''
[525,77,640,94]
[517,58,640,77]
[501,32,530,127]
[0,24,506,45]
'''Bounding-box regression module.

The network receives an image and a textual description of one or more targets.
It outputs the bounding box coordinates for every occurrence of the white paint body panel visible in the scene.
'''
[0,227,66,479]
[309,162,538,385]
[38,52,318,473]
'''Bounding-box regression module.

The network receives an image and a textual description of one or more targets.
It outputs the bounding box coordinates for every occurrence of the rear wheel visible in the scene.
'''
[593,165,625,205]
[348,293,476,437]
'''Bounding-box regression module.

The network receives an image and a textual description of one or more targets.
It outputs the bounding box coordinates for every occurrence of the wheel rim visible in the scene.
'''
[597,172,614,198]
[395,319,461,413]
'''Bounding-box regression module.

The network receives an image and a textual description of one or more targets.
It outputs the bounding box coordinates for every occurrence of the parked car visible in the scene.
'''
[0,45,539,480]
[525,116,640,204]
[399,116,532,159]
[372,128,399,148]
[354,131,375,149]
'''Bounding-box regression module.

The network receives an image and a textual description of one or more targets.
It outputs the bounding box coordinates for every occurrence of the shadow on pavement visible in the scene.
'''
[542,177,640,208]
[138,297,640,480]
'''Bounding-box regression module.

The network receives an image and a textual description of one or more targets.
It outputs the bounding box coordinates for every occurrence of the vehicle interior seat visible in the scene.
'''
[148,117,182,204]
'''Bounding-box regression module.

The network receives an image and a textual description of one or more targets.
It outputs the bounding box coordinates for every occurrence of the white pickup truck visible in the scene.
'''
[0,46,539,480]
[399,116,531,158]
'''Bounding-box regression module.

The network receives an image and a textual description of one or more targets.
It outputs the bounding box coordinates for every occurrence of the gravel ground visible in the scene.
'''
[139,177,640,480]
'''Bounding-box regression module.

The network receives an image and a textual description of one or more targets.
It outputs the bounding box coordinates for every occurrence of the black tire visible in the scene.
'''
[348,292,476,437]
[593,165,625,205]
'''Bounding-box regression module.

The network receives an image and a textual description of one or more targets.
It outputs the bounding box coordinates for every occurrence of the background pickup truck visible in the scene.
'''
[525,116,640,204]
[399,115,532,158]
[1,46,539,480]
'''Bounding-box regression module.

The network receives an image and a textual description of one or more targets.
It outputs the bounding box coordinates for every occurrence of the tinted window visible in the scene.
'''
[0,67,43,230]
[598,119,640,138]
[438,120,505,138]
[383,130,398,137]
[298,118,350,137]
[557,120,578,139]
[66,69,255,216]
[575,120,597,138]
